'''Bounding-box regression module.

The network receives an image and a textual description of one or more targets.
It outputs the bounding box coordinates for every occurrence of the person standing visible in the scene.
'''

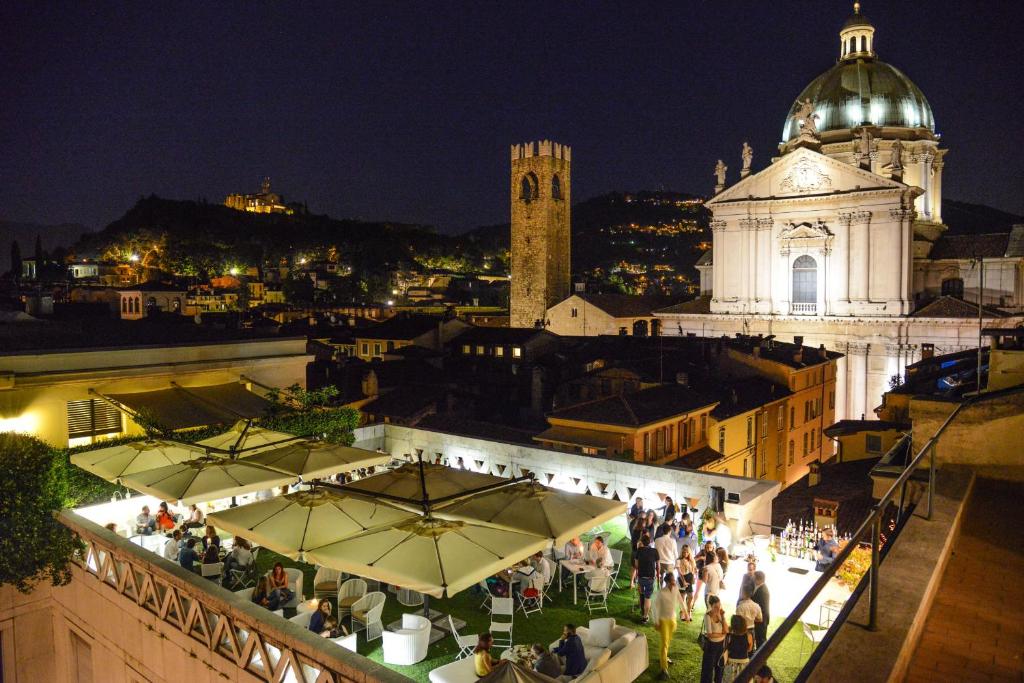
[651,573,686,680]
[654,524,678,580]
[722,615,755,683]
[677,545,697,620]
[662,496,679,524]
[735,587,763,634]
[633,533,660,624]
[703,548,724,606]
[740,560,757,599]
[814,528,840,572]
[700,595,727,683]
[629,496,645,521]
[751,571,770,649]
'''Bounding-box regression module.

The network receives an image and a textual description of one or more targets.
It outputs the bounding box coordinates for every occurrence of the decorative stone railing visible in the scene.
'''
[791,302,817,315]
[60,511,412,683]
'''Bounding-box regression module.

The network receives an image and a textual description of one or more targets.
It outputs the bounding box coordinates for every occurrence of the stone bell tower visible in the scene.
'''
[509,140,571,329]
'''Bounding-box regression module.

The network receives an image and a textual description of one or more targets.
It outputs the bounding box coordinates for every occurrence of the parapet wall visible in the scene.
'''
[511,139,571,162]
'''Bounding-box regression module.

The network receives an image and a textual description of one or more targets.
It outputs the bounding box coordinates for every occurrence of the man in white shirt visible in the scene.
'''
[564,537,584,562]
[735,587,763,630]
[163,530,183,561]
[587,537,613,571]
[654,524,678,578]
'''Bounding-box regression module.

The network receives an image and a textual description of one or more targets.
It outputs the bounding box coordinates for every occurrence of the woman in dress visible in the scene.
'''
[251,576,278,610]
[703,549,724,606]
[473,632,507,676]
[700,595,728,683]
[155,502,177,531]
[722,614,755,683]
[268,563,293,605]
[677,545,697,620]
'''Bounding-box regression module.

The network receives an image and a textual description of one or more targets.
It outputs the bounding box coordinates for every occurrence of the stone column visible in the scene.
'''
[740,218,756,308]
[834,347,849,421]
[757,218,774,313]
[847,342,869,420]
[919,152,934,220]
[932,158,943,223]
[711,220,726,305]
[844,211,872,302]
[890,208,913,313]
[837,213,852,306]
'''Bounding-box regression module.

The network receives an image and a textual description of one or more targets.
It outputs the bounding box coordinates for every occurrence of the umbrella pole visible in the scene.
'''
[423,593,430,619]
[417,452,430,515]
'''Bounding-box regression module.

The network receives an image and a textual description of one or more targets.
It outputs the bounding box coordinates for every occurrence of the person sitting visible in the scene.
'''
[155,502,177,531]
[753,665,775,683]
[201,540,220,567]
[251,576,279,611]
[473,632,507,676]
[587,536,613,572]
[221,537,252,586]
[318,615,348,639]
[104,522,118,534]
[136,506,156,535]
[184,504,204,529]
[201,525,221,552]
[163,529,183,562]
[178,538,200,572]
[532,643,561,678]
[553,624,587,677]
[308,598,332,634]
[268,563,293,605]
[563,536,584,562]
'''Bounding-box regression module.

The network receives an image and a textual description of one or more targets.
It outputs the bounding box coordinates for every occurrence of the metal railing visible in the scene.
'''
[735,400,967,682]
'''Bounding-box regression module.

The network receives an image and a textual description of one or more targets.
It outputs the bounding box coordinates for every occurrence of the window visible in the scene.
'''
[571,307,578,318]
[776,440,784,467]
[512,347,522,358]
[761,412,768,438]
[520,172,539,202]
[804,401,810,422]
[476,345,485,355]
[462,344,471,354]
[792,255,817,304]
[121,298,127,313]
[790,406,795,429]
[866,434,883,453]
[718,427,726,454]
[860,35,866,52]
[373,343,381,356]
[788,440,795,465]
[760,450,767,476]
[829,391,835,410]
[777,406,784,431]
[362,343,370,355]
[494,346,504,357]
[69,630,94,683]
[941,278,964,298]
[67,399,122,441]
[700,415,707,442]
[746,417,753,447]
[552,174,563,200]
[803,432,809,456]
[643,432,650,457]
[743,459,748,478]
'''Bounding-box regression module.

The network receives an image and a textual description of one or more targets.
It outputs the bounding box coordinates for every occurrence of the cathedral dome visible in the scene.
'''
[781,3,935,144]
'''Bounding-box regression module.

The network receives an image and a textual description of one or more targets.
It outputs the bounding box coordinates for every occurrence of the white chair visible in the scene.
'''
[585,573,611,613]
[332,632,357,653]
[382,613,431,665]
[489,597,514,648]
[200,562,223,579]
[313,566,341,601]
[337,578,368,621]
[267,568,303,610]
[225,548,259,591]
[609,548,624,587]
[448,615,477,660]
[477,580,495,611]
[289,611,313,629]
[517,571,545,618]
[800,620,828,660]
[351,591,386,641]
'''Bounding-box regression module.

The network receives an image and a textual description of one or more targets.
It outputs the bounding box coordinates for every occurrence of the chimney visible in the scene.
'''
[794,335,804,347]
[794,348,804,364]
[752,346,761,358]
[808,460,822,487]
[921,343,935,360]
[813,497,839,531]
[818,343,827,360]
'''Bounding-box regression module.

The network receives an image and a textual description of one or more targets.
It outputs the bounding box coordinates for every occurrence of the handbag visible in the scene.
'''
[696,615,708,650]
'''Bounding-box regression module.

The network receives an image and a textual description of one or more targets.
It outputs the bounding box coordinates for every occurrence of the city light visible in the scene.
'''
[129,253,140,262]
[229,267,239,276]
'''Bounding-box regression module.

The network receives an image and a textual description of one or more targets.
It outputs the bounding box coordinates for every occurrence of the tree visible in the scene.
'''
[34,234,44,271]
[9,240,21,280]
[0,433,80,593]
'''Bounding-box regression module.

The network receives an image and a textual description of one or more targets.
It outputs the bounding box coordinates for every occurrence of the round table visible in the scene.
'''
[296,598,320,614]
[501,645,538,668]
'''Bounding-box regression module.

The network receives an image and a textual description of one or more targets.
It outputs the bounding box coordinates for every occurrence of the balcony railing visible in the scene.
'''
[61,511,411,683]
[791,302,817,315]
[734,400,968,682]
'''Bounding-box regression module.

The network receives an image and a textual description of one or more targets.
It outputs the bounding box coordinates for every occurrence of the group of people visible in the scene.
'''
[628,497,772,683]
[296,598,351,640]
[133,502,205,536]
[250,562,295,611]
[472,624,585,679]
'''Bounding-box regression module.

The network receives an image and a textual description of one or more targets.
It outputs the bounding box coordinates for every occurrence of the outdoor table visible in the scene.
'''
[559,560,591,605]
[296,598,320,614]
[819,599,844,628]
[501,644,538,668]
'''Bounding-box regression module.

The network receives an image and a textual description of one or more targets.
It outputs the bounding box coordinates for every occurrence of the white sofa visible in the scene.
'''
[428,618,647,683]
[382,613,431,665]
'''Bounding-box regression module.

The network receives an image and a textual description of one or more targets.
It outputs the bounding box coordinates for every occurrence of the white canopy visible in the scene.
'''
[118,456,295,505]
[195,420,299,454]
[240,441,392,480]
[70,439,206,482]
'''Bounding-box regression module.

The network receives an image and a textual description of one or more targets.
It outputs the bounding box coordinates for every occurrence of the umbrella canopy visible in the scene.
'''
[195,420,299,454]
[119,455,295,505]
[478,662,557,683]
[206,488,416,561]
[240,441,392,480]
[70,439,206,482]
[342,462,507,504]
[436,480,626,546]
[304,516,549,599]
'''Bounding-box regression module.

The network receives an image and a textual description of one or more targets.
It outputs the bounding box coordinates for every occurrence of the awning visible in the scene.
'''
[532,425,615,451]
[104,383,275,431]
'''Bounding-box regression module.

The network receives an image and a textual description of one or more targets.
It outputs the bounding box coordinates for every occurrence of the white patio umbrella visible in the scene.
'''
[342,462,508,504]
[118,455,296,505]
[195,420,300,455]
[304,515,550,599]
[240,441,392,480]
[206,488,416,561]
[70,439,206,482]
[435,480,626,546]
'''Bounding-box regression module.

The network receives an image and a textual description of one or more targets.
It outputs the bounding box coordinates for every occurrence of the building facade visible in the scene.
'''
[509,140,571,328]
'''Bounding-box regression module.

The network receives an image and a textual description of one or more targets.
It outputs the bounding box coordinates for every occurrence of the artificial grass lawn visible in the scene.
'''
[257,520,813,682]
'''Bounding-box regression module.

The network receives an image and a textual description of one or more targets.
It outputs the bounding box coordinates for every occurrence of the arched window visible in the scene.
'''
[849,37,856,54]
[520,173,539,203]
[121,297,127,313]
[135,296,142,313]
[552,174,562,200]
[792,255,817,304]
[860,35,866,52]
[632,319,649,337]
[941,278,964,298]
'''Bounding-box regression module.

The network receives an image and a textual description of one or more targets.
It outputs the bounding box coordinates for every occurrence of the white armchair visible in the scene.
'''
[263,568,303,610]
[313,566,341,600]
[337,578,368,620]
[351,591,386,641]
[382,613,431,665]
[332,632,357,653]
[289,611,313,629]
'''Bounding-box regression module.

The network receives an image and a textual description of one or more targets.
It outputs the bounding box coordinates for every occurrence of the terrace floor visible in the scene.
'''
[258,519,823,683]
[905,477,1024,683]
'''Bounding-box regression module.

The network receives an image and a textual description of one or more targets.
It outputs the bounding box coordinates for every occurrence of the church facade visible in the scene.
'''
[656,5,1024,421]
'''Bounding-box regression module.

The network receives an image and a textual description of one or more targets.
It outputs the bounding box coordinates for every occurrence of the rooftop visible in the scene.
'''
[353,315,447,341]
[927,227,1024,260]
[823,419,911,437]
[711,377,791,420]
[771,457,881,535]
[911,295,1009,319]
[577,293,686,318]
[455,326,556,346]
[548,383,718,428]
[654,295,712,315]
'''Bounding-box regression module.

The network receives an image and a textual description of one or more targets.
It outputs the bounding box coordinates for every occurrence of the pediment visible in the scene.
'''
[708,147,908,205]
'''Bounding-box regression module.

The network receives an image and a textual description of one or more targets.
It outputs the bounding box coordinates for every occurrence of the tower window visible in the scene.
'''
[860,35,866,52]
[941,278,964,298]
[520,173,539,203]
[552,174,563,200]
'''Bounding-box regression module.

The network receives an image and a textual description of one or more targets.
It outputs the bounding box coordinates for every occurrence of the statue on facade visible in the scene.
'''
[890,139,904,171]
[741,142,753,177]
[857,127,872,157]
[795,98,819,138]
[714,159,728,193]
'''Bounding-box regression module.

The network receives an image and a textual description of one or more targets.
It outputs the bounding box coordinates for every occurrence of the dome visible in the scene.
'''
[781,58,935,143]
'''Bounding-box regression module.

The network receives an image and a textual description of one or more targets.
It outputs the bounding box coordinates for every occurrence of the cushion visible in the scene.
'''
[315,581,338,592]
[588,618,615,647]
[338,596,360,608]
[580,648,611,675]
[608,631,636,655]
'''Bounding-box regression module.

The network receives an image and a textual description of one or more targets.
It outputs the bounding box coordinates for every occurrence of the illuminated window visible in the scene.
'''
[746,417,753,446]
[67,399,122,442]
[776,441,783,467]
[718,427,726,454]
[788,440,795,465]
[512,347,522,358]
[476,345,485,355]
[462,344,471,354]
[792,255,817,304]
[777,406,784,431]
[761,412,767,438]
[494,346,504,357]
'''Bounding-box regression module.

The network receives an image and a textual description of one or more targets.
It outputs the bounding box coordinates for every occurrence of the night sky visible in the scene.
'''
[2,1,1023,235]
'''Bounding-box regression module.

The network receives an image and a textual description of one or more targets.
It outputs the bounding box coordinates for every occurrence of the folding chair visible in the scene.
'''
[585,573,610,614]
[489,597,514,648]
[448,615,478,660]
[517,571,545,618]
[477,579,496,611]
[200,562,223,580]
[609,548,624,588]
